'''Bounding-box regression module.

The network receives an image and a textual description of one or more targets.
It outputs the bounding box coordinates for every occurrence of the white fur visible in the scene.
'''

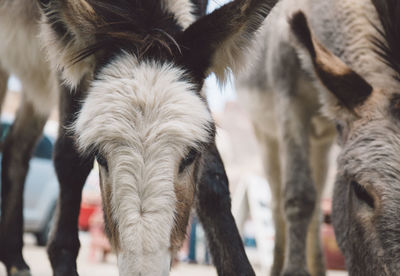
[0,0,58,115]
[162,0,196,29]
[118,250,171,276]
[75,54,213,275]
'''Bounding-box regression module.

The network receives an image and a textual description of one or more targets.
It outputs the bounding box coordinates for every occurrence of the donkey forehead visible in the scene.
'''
[340,124,400,185]
[75,55,213,155]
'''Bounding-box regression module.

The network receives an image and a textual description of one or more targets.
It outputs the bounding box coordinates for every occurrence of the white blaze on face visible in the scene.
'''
[118,250,171,276]
[74,54,213,275]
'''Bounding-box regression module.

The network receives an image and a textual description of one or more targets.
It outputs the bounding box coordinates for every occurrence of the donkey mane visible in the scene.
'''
[73,0,187,63]
[371,0,400,81]
[38,0,189,65]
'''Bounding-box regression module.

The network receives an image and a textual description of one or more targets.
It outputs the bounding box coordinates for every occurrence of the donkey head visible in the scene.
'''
[38,0,276,274]
[290,12,400,275]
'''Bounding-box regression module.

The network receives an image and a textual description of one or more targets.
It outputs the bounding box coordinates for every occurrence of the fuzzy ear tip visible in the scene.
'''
[289,11,307,30]
[289,11,316,58]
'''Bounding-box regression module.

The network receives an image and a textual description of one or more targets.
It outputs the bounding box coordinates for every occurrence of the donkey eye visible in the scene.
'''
[351,181,374,208]
[179,148,198,173]
[96,153,108,171]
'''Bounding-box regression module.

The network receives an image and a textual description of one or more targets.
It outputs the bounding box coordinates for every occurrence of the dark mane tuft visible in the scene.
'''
[73,0,190,63]
[371,0,400,81]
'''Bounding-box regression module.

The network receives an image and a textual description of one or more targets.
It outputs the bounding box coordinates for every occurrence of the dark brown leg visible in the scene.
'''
[196,143,255,276]
[47,82,93,276]
[0,97,48,276]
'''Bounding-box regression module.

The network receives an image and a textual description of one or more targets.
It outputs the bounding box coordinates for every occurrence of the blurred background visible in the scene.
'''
[0,1,347,275]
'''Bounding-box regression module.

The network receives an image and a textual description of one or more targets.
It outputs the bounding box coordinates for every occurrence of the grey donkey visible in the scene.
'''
[236,0,400,275]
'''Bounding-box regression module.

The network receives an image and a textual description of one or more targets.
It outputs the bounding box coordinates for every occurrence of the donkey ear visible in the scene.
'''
[37,0,99,87]
[289,12,373,116]
[178,0,277,84]
[38,0,98,34]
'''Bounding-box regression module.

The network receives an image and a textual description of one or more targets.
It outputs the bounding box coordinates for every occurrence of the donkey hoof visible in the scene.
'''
[281,268,310,276]
[52,267,79,276]
[8,267,31,276]
[52,265,79,276]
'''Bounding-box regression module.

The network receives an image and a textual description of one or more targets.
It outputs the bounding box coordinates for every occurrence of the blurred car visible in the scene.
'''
[79,168,101,231]
[321,198,346,270]
[78,168,112,262]
[0,117,59,246]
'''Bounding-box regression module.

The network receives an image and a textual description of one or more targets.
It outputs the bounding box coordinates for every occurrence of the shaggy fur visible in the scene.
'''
[74,55,214,274]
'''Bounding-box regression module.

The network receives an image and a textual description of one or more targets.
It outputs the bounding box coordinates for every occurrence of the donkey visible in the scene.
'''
[0,0,278,275]
[236,0,400,275]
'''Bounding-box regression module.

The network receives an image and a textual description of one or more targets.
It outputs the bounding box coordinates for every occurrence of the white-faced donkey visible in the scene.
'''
[237,0,400,275]
[0,0,278,275]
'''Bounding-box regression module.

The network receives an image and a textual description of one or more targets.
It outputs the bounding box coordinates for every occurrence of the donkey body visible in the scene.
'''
[237,0,400,275]
[0,1,59,275]
[0,0,277,275]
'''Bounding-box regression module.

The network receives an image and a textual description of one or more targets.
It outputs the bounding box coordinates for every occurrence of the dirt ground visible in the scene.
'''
[0,232,347,276]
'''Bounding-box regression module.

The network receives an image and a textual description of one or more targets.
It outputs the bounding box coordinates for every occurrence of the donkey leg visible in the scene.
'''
[47,82,93,276]
[267,41,317,276]
[196,143,255,276]
[254,127,285,276]
[277,106,315,276]
[306,122,334,276]
[0,97,48,276]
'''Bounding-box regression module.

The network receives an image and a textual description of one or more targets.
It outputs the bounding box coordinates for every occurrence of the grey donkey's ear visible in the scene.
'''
[289,12,373,116]
[37,0,100,87]
[37,0,99,42]
[178,0,278,84]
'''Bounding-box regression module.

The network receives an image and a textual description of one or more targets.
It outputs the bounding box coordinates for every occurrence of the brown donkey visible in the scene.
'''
[0,0,278,275]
